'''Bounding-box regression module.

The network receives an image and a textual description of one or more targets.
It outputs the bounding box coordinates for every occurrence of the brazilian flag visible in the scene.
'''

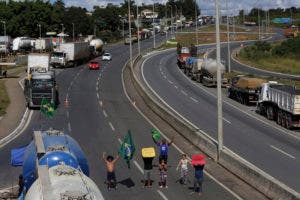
[119,130,135,168]
[41,99,55,118]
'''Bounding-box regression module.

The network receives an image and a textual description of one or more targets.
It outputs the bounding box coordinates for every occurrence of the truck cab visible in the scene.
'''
[50,51,67,68]
[24,70,58,108]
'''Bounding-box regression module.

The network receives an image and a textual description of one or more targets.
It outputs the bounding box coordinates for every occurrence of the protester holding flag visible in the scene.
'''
[152,133,173,164]
[102,152,119,190]
[119,130,135,168]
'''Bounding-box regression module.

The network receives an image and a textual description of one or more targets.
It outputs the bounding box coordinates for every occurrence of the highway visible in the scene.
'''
[0,35,239,199]
[141,38,300,192]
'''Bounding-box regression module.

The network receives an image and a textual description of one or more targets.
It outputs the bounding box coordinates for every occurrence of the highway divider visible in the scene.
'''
[127,52,300,200]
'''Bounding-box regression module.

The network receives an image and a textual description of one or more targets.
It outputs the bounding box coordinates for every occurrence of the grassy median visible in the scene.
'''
[0,80,10,116]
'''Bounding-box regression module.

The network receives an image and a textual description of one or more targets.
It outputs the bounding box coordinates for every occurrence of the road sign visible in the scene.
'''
[46,32,57,36]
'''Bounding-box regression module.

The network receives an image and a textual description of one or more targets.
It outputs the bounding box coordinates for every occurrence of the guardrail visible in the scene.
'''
[127,51,300,200]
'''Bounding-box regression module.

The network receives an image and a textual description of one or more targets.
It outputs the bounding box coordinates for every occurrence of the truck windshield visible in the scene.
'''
[51,52,65,57]
[31,79,54,89]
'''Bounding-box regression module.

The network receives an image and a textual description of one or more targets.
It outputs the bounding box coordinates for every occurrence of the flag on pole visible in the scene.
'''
[119,130,135,168]
[41,99,55,118]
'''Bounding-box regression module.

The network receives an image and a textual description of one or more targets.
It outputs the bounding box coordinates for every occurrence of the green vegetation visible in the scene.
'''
[0,80,9,116]
[239,38,300,75]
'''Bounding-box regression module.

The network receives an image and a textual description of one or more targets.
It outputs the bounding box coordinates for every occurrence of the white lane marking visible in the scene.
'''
[118,138,122,144]
[190,97,198,103]
[96,86,99,92]
[168,80,173,84]
[270,145,296,159]
[157,190,168,200]
[109,122,115,131]
[174,85,178,89]
[130,58,243,200]
[163,75,167,79]
[97,93,99,99]
[99,101,103,107]
[18,77,25,90]
[68,122,72,132]
[96,81,99,87]
[223,117,231,124]
[103,110,108,118]
[133,160,144,174]
[181,90,187,96]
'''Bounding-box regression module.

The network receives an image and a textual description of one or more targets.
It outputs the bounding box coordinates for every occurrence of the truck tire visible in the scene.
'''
[276,111,282,125]
[266,106,274,120]
[285,113,292,130]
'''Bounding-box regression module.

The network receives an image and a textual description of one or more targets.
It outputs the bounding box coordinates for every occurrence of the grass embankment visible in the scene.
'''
[237,38,300,74]
[161,25,259,49]
[0,80,10,116]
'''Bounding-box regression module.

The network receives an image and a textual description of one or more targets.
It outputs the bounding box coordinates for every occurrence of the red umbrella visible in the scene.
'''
[191,154,206,166]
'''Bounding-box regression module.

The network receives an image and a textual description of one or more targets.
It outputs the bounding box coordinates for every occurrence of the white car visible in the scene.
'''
[102,53,112,61]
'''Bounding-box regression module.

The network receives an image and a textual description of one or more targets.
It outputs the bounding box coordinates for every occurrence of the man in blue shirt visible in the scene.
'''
[153,138,173,164]
[193,164,205,196]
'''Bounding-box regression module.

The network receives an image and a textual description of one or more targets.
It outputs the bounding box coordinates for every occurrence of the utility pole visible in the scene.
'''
[153,1,156,49]
[169,5,173,39]
[1,21,6,36]
[38,24,41,38]
[215,0,223,160]
[195,0,198,45]
[226,0,231,72]
[137,4,141,55]
[128,0,133,68]
[72,23,75,42]
[258,8,260,40]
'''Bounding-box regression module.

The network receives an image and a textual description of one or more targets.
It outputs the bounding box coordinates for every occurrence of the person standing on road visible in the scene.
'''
[191,154,206,196]
[102,152,119,190]
[153,137,173,164]
[158,160,168,188]
[142,147,155,187]
[176,154,190,185]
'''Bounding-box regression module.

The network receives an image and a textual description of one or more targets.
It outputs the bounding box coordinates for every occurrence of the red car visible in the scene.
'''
[89,61,100,70]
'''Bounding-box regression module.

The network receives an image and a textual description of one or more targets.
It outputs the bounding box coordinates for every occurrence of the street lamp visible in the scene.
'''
[214,0,223,160]
[136,3,141,55]
[226,0,231,72]
[72,23,75,42]
[169,5,173,38]
[128,0,133,68]
[152,0,156,49]
[1,21,6,36]
[37,24,41,38]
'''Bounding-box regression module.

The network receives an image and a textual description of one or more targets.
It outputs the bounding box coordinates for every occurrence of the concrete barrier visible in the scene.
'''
[127,53,300,200]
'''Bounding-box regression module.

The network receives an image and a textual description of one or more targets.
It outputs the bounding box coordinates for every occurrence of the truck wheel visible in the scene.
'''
[266,106,274,120]
[282,113,287,128]
[276,111,282,125]
[285,114,292,130]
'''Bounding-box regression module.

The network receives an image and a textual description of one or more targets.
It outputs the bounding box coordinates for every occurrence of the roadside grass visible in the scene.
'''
[0,80,10,116]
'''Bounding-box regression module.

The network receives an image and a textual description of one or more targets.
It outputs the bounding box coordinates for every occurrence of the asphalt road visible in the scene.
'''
[0,34,239,200]
[141,37,300,192]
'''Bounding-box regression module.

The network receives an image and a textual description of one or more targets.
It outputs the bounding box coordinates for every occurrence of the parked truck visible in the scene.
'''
[27,53,50,75]
[24,70,58,108]
[257,82,300,129]
[284,25,298,38]
[177,47,191,69]
[50,42,90,68]
[228,76,267,105]
[199,59,227,87]
[21,129,104,200]
[34,38,52,52]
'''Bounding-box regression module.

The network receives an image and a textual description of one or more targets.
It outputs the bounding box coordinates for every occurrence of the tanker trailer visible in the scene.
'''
[90,38,104,56]
[199,59,227,87]
[22,129,89,190]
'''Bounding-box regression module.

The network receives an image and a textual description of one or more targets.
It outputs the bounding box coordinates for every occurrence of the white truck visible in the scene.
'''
[34,38,52,52]
[50,42,90,68]
[257,82,300,129]
[27,53,50,76]
[199,59,227,87]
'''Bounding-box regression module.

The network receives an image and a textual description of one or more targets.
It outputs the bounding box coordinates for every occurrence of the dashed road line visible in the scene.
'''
[174,85,178,89]
[97,93,99,99]
[99,101,103,107]
[157,190,168,200]
[96,86,99,92]
[109,122,115,131]
[223,117,231,124]
[118,138,122,144]
[190,97,198,103]
[181,90,187,96]
[168,80,173,84]
[103,110,108,118]
[133,160,144,174]
[163,75,167,79]
[68,122,72,132]
[270,145,295,159]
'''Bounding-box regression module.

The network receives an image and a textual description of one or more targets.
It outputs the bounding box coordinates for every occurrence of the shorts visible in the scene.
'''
[159,155,168,164]
[107,171,116,181]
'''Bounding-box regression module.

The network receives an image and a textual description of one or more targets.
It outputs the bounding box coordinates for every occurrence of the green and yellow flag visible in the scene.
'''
[119,130,135,168]
[41,99,55,118]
